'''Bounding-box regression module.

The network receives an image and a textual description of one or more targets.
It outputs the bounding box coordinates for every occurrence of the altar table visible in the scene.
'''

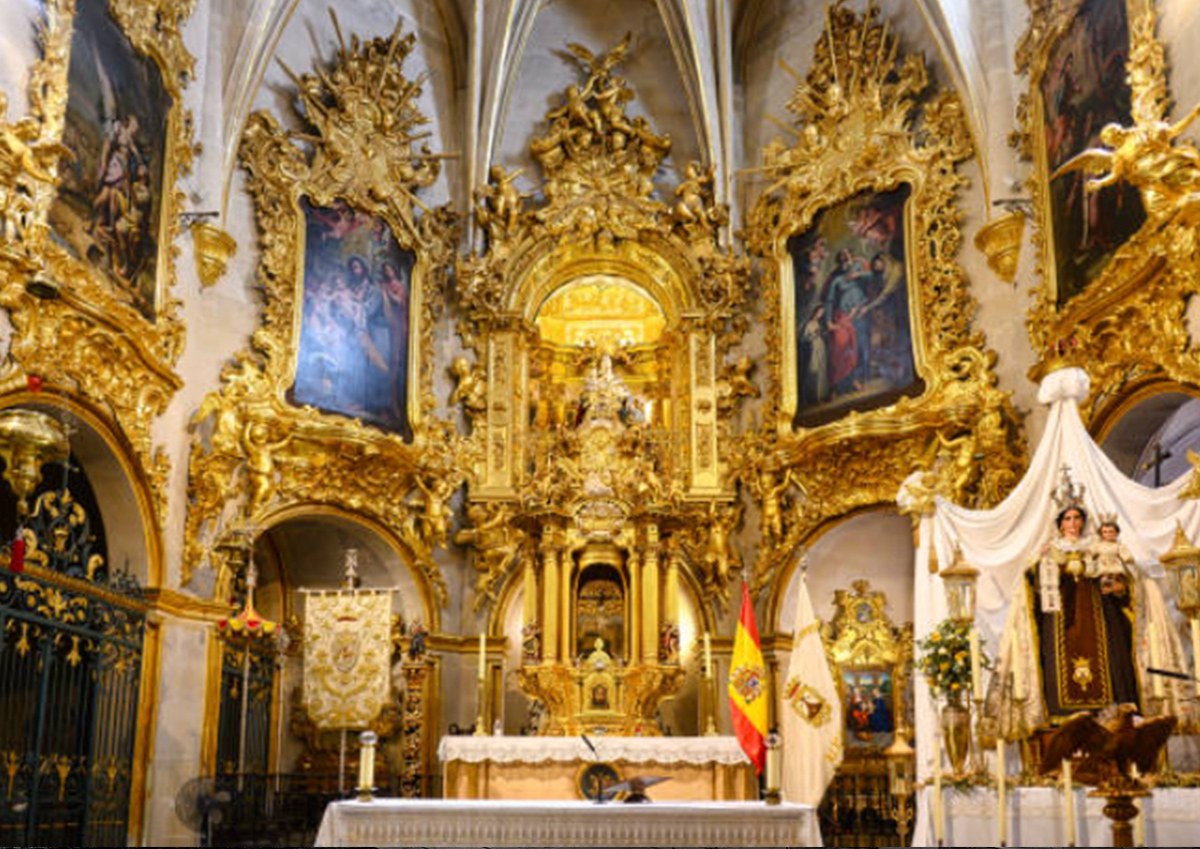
[314,798,822,847]
[911,785,1200,847]
[438,735,756,801]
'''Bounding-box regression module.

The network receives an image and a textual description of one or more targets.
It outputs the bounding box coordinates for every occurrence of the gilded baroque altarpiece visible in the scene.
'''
[184,22,468,606]
[0,0,198,536]
[1015,0,1200,424]
[742,2,1026,591]
[452,34,755,733]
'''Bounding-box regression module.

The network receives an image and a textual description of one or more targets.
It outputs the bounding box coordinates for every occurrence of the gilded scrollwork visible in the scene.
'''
[182,20,463,598]
[0,0,198,536]
[741,2,1025,595]
[1017,0,1200,416]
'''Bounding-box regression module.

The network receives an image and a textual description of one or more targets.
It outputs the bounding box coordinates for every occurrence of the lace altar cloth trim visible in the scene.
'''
[911,786,1200,848]
[438,734,751,765]
[315,799,821,848]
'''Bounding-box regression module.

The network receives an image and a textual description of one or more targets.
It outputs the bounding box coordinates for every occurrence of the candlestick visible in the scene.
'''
[1191,619,1200,698]
[478,632,487,681]
[703,632,712,679]
[357,730,377,802]
[1132,764,1146,847]
[969,626,983,702]
[933,739,944,845]
[996,741,1007,847]
[1062,758,1076,847]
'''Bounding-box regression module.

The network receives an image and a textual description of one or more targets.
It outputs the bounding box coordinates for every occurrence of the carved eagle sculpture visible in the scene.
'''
[1041,705,1177,786]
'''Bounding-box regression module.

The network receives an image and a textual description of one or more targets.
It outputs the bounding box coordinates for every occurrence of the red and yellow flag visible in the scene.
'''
[728,581,768,774]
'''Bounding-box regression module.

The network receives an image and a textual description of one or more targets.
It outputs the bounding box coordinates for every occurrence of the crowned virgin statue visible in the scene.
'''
[984,468,1194,741]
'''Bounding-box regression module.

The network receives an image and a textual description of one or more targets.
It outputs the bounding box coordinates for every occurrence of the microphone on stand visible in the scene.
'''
[581,734,599,760]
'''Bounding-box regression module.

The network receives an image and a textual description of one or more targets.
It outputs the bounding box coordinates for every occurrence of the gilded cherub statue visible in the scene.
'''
[473,165,528,240]
[1052,99,1200,223]
[448,356,486,415]
[242,421,292,516]
[0,92,71,248]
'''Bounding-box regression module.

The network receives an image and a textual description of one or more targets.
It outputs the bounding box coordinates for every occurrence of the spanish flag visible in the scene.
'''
[728,581,768,774]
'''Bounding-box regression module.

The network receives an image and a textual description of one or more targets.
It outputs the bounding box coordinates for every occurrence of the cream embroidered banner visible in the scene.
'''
[303,589,393,730]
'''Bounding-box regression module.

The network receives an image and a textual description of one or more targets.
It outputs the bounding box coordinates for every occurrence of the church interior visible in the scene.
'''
[2,0,1200,845]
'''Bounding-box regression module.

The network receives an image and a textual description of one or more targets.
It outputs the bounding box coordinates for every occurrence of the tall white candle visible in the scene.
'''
[478,632,487,681]
[996,741,1007,846]
[703,632,713,680]
[1149,623,1165,699]
[1191,619,1200,698]
[766,742,780,792]
[1062,758,1076,847]
[969,627,984,702]
[933,738,944,844]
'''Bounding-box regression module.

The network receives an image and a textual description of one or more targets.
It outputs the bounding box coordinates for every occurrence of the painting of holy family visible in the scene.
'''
[789,184,921,429]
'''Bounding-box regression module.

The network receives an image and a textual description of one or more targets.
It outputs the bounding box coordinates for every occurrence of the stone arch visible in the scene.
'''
[0,390,162,587]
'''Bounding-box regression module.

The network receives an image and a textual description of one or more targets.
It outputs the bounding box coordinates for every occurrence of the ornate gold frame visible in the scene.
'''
[821,579,913,759]
[1017,0,1200,418]
[742,2,1025,590]
[183,20,470,596]
[0,0,198,533]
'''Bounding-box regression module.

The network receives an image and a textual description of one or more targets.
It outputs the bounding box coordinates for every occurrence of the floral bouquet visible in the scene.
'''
[916,618,989,702]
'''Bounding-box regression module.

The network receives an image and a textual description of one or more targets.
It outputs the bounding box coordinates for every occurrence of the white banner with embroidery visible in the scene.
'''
[303,589,393,730]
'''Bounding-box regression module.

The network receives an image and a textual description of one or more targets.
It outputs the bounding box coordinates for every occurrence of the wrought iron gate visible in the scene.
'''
[0,491,145,847]
[216,642,276,776]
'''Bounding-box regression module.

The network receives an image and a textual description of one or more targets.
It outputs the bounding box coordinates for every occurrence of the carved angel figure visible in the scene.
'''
[474,165,527,239]
[1052,100,1200,222]
[0,95,71,245]
[448,356,486,415]
[701,502,742,589]
[242,421,292,516]
[673,160,719,227]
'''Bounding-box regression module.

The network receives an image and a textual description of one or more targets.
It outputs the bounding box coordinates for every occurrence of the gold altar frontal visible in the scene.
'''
[438,736,756,801]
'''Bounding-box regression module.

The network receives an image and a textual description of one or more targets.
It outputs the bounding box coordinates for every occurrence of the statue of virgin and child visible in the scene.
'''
[984,472,1196,742]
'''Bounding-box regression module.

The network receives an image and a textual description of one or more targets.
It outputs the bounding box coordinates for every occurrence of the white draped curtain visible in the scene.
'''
[901,368,1200,777]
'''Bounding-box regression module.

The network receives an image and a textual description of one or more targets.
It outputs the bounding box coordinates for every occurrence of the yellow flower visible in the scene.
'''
[955,652,967,662]
[950,682,961,690]
[939,662,950,672]
[930,633,941,642]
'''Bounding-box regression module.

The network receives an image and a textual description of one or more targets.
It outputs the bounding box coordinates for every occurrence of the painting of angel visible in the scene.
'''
[789,185,920,429]
[1041,0,1145,306]
[290,199,414,439]
[48,0,171,320]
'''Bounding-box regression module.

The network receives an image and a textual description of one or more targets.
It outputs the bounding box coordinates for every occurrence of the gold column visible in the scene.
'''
[522,551,537,626]
[664,540,681,627]
[541,538,559,662]
[629,547,641,662]
[559,545,572,661]
[642,525,660,664]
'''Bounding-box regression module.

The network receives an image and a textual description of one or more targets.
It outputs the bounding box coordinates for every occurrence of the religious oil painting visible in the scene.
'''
[48,0,171,321]
[290,199,414,440]
[1041,0,1145,307]
[789,185,919,429]
[842,668,895,748]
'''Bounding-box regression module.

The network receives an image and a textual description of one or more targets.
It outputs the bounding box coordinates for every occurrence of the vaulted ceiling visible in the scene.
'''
[213,0,1024,225]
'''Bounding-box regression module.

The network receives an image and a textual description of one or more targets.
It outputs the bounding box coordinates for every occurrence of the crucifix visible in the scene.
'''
[1140,442,1172,488]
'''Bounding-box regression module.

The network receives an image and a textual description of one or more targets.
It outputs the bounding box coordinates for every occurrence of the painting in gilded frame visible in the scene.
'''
[1040,0,1146,307]
[789,185,921,429]
[48,0,172,321]
[842,667,895,750]
[290,199,415,440]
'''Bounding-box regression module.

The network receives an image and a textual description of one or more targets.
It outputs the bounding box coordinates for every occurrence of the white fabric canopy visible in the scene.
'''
[900,368,1200,774]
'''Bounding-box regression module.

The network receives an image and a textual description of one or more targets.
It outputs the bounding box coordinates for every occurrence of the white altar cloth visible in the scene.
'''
[314,798,822,847]
[911,786,1200,847]
[437,734,750,765]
